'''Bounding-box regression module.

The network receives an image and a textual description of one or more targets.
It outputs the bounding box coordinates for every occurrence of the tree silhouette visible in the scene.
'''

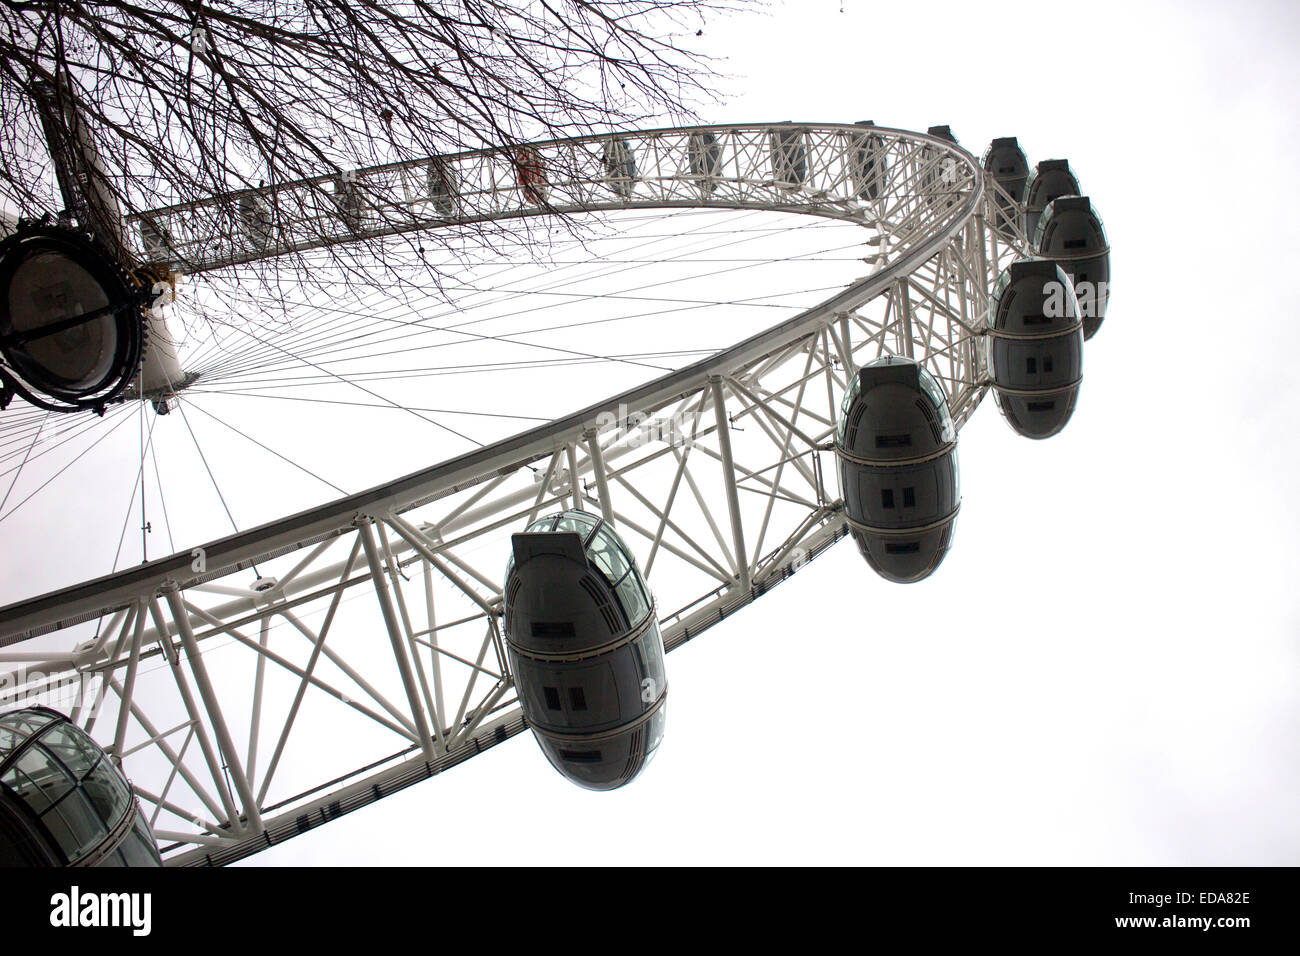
[0,0,732,278]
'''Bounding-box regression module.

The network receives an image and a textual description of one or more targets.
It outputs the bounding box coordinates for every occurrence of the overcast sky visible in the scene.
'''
[230,0,1300,865]
[5,0,1299,866]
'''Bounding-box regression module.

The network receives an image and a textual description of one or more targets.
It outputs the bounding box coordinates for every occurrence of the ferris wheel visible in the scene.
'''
[0,121,1110,865]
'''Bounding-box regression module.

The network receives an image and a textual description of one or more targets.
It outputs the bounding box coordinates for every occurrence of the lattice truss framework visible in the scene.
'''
[0,124,1033,865]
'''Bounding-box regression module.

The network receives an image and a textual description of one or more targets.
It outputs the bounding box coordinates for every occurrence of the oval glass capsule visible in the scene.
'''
[988,259,1084,439]
[1034,195,1110,339]
[983,137,1030,240]
[834,356,960,583]
[503,511,667,790]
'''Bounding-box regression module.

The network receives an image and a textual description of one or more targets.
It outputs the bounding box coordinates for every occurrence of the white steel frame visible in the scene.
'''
[0,124,1033,865]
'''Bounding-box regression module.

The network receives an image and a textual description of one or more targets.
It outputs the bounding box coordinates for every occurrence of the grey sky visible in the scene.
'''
[235,0,1300,864]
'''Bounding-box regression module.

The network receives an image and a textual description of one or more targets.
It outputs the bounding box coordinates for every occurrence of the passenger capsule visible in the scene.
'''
[770,125,807,187]
[834,356,960,583]
[982,137,1029,240]
[987,259,1084,439]
[503,511,667,790]
[848,121,887,201]
[239,193,272,249]
[602,139,638,199]
[1023,159,1080,242]
[515,147,548,205]
[426,158,458,218]
[688,131,722,196]
[0,706,163,865]
[922,125,962,215]
[1033,195,1110,339]
[333,173,364,229]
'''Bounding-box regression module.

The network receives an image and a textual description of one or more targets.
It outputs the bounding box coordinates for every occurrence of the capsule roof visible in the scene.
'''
[1034,195,1108,252]
[983,137,1029,197]
[1025,159,1080,211]
[983,137,1028,175]
[506,510,654,649]
[990,259,1079,334]
[837,356,953,457]
[512,510,637,584]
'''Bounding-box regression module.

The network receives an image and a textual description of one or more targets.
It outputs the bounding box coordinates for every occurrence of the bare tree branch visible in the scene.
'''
[0,0,742,303]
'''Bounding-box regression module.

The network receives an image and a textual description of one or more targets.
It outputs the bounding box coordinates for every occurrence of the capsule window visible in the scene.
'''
[875,433,912,449]
[1026,357,1037,374]
[885,542,920,554]
[41,787,105,859]
[532,621,575,638]
[1027,400,1057,412]
[39,724,100,779]
[554,513,597,536]
[881,489,895,509]
[569,687,588,711]
[560,749,602,764]
[588,526,632,584]
[1063,238,1088,250]
[10,745,75,811]
[579,574,623,635]
[1043,356,1054,373]
[82,762,131,827]
[116,813,162,866]
[544,687,561,710]
[902,487,916,508]
[615,573,651,628]
[637,627,666,685]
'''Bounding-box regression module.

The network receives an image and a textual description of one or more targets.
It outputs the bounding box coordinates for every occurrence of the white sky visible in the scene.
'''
[244,0,1300,865]
[5,0,1299,865]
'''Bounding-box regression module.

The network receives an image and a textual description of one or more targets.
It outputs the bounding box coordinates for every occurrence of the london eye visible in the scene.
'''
[0,118,1116,865]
